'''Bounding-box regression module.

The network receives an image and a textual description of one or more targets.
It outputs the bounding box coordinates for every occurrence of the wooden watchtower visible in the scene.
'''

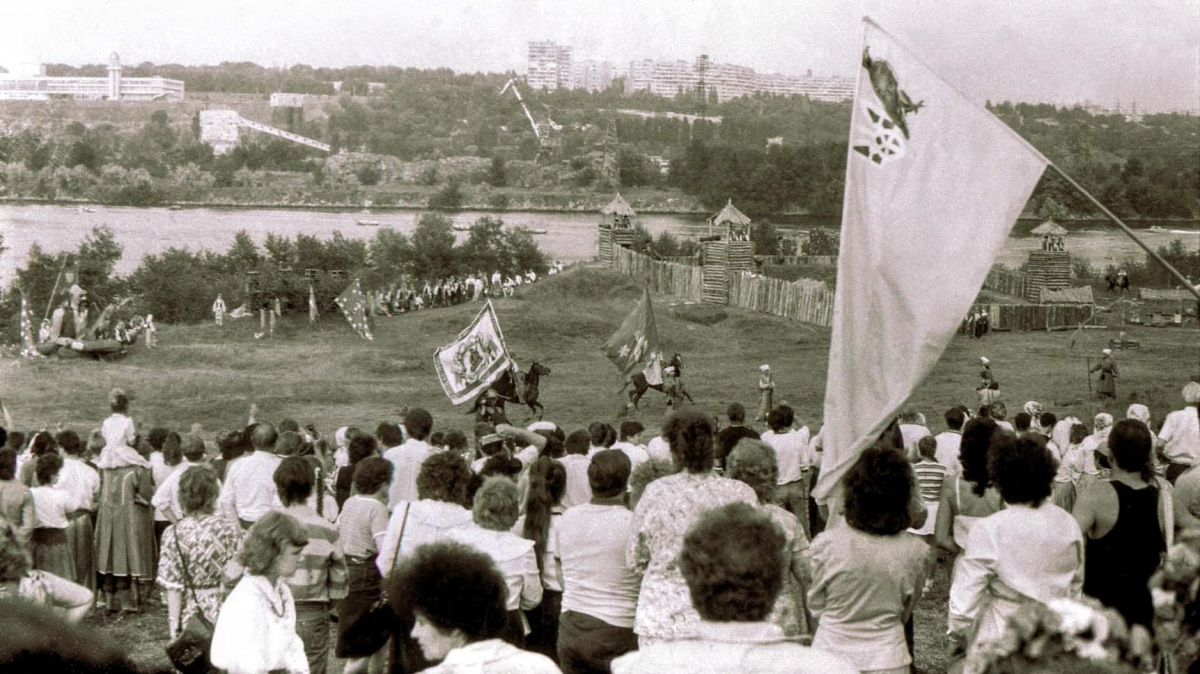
[702,199,755,304]
[599,193,637,263]
[1026,219,1071,303]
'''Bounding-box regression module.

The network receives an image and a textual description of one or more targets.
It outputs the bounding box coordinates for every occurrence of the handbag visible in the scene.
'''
[337,503,411,659]
[165,531,215,674]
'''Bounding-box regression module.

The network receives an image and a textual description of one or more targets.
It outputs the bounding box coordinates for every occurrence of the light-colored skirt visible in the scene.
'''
[908,501,939,537]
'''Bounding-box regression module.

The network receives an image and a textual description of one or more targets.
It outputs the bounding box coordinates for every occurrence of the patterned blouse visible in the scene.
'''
[761,503,809,636]
[157,514,243,626]
[626,472,757,640]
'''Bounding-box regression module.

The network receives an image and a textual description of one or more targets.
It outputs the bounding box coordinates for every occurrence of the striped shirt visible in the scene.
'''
[336,495,389,559]
[277,505,348,604]
[912,460,947,503]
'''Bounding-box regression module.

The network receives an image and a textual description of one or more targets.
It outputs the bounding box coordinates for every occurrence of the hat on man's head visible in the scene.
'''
[759,364,770,372]
[1102,348,1113,356]
[980,357,990,365]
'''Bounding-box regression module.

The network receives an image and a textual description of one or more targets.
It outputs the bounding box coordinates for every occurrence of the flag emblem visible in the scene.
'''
[853,47,925,166]
[603,287,659,377]
[434,301,513,404]
[334,279,373,340]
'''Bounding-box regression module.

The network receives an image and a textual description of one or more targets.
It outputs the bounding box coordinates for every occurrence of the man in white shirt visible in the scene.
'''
[610,422,650,471]
[898,407,931,460]
[934,407,967,473]
[56,431,100,514]
[558,450,639,673]
[760,408,812,536]
[560,430,594,508]
[152,435,208,523]
[385,409,434,510]
[1160,382,1200,483]
[219,423,282,529]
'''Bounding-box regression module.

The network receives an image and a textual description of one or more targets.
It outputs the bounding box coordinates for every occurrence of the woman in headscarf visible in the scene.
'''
[1126,403,1162,477]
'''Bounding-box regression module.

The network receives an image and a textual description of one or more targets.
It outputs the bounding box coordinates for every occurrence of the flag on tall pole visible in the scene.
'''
[433,301,513,404]
[18,291,41,358]
[602,286,659,377]
[334,279,373,340]
[308,284,319,324]
[812,18,1049,504]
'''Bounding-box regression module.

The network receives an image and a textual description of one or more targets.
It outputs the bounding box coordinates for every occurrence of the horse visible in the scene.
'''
[1105,272,1131,294]
[622,352,694,415]
[469,360,552,422]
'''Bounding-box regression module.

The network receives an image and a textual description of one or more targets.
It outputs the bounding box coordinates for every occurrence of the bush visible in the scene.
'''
[355,165,381,186]
[428,181,465,210]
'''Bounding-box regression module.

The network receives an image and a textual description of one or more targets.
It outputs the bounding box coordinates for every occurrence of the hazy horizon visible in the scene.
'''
[2,0,1197,113]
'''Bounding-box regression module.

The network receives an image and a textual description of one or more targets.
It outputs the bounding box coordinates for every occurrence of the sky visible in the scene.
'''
[2,0,1197,113]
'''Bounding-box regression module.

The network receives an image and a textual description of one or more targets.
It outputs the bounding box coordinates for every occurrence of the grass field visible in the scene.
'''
[5,264,1198,673]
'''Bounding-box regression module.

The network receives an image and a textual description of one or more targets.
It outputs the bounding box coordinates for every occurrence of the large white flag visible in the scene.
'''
[813,19,1049,502]
[433,301,514,405]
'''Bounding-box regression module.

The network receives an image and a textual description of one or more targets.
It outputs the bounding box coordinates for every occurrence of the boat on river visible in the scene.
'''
[452,224,471,232]
[78,206,97,213]
[357,219,380,226]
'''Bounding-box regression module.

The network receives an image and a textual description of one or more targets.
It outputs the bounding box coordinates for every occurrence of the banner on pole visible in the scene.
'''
[334,279,373,340]
[434,301,513,405]
[813,18,1049,503]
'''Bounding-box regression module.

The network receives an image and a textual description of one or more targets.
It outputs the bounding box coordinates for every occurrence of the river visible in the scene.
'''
[1,203,1196,285]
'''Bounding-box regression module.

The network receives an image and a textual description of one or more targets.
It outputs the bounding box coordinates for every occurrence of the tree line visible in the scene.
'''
[0,216,548,335]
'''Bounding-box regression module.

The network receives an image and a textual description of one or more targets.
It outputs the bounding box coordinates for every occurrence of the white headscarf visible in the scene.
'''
[1126,404,1151,426]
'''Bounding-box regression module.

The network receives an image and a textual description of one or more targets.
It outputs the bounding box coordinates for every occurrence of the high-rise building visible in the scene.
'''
[531,40,853,103]
[573,59,615,93]
[527,41,573,91]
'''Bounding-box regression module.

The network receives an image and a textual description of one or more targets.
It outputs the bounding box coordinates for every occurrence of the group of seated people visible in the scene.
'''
[0,378,1198,673]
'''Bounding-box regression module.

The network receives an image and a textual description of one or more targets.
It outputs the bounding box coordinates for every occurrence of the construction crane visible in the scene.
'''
[499,78,561,160]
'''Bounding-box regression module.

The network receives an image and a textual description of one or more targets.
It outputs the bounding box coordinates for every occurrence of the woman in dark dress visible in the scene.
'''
[1073,419,1167,629]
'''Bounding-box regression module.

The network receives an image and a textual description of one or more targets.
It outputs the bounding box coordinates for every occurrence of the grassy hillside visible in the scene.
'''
[5,265,1198,673]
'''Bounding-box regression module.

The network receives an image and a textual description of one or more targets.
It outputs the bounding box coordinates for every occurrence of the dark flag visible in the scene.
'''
[334,279,373,341]
[603,286,659,377]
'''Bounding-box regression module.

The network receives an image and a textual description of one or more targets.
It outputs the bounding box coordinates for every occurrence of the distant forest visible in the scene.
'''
[6,61,1195,218]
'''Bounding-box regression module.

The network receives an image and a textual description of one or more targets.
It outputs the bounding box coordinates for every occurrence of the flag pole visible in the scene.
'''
[1048,164,1200,302]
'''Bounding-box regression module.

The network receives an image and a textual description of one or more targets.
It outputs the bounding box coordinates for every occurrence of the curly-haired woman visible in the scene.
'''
[449,476,542,646]
[209,510,310,674]
[156,466,243,639]
[613,502,855,674]
[627,411,757,646]
[948,432,1084,659]
[808,445,929,674]
[390,541,559,673]
[726,439,809,636]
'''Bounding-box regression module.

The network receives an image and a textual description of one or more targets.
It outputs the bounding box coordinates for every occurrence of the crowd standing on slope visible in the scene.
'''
[0,379,1198,673]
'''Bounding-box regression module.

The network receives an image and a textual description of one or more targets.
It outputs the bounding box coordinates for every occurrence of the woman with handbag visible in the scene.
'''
[157,467,242,640]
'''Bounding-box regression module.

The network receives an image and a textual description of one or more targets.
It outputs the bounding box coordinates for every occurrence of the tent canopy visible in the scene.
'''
[709,199,752,226]
[601,193,637,216]
[1031,220,1068,236]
